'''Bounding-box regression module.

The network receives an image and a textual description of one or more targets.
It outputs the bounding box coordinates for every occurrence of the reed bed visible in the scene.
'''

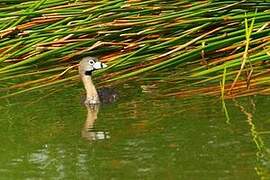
[0,0,269,99]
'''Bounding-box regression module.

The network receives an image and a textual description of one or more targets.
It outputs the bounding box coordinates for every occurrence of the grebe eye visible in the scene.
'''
[88,60,95,65]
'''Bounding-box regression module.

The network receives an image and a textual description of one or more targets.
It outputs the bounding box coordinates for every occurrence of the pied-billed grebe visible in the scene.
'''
[79,57,117,105]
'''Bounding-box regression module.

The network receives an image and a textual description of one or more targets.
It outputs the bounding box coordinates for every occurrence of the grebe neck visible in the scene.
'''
[81,75,100,105]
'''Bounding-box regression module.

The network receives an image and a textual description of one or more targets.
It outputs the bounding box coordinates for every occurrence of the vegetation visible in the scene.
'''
[0,0,269,99]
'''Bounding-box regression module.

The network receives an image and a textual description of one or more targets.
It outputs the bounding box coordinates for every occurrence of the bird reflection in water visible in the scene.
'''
[81,105,110,141]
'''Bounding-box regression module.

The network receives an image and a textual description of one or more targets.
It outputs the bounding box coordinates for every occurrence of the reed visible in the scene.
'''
[0,0,269,98]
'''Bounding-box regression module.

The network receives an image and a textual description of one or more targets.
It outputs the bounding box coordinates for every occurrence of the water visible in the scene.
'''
[0,84,269,179]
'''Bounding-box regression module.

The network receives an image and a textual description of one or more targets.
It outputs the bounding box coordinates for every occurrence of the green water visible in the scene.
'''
[0,84,270,179]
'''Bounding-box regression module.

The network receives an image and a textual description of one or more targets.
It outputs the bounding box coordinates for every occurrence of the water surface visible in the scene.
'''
[0,84,269,179]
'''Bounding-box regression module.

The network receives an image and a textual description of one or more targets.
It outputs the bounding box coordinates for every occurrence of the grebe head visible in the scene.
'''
[79,57,107,76]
